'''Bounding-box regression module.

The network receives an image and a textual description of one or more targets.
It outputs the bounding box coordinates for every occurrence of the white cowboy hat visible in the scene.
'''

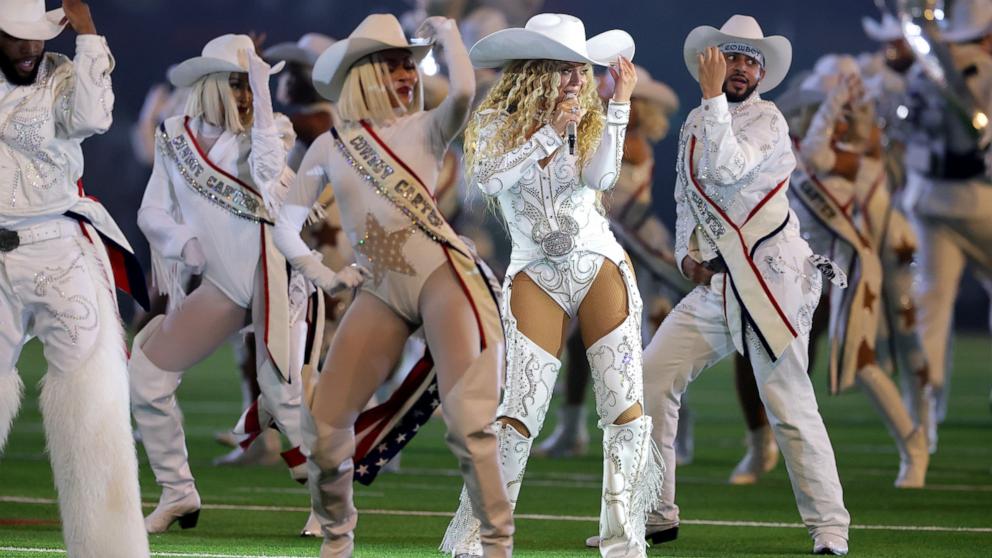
[468,13,635,69]
[940,0,992,43]
[264,33,335,68]
[862,12,903,42]
[683,14,792,94]
[169,34,285,88]
[0,0,65,41]
[312,13,433,102]
[633,65,678,113]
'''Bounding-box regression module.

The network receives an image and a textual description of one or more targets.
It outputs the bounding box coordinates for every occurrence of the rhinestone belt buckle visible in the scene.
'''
[0,228,19,252]
[541,230,574,258]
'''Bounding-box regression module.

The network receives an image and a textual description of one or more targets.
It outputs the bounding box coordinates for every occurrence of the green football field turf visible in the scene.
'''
[1,333,990,557]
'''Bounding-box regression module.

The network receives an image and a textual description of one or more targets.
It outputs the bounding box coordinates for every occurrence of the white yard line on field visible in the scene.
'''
[0,548,306,558]
[3,495,991,534]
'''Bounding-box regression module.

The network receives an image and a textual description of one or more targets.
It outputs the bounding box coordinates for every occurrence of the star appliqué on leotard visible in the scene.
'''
[354,212,416,286]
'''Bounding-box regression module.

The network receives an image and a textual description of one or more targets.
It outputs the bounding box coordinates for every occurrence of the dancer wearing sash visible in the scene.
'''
[0,1,150,556]
[130,33,348,533]
[273,14,513,557]
[641,15,851,555]
[784,54,929,487]
[441,14,663,558]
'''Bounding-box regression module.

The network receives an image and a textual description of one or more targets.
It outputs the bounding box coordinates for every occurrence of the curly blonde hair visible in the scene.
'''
[464,59,604,173]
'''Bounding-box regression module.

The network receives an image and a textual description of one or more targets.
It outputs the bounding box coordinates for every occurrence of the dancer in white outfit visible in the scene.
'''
[0,1,149,556]
[640,15,851,556]
[441,13,663,558]
[130,33,320,533]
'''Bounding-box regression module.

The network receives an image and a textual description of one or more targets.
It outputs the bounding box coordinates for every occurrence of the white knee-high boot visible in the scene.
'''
[857,365,929,488]
[302,408,357,558]
[129,315,201,532]
[0,372,23,453]
[440,311,559,557]
[587,262,662,558]
[40,274,149,558]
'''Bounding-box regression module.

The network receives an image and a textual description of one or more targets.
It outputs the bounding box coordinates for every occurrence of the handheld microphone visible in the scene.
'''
[564,92,578,155]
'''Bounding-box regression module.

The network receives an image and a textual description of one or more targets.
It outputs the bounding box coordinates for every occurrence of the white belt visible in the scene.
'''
[0,219,80,252]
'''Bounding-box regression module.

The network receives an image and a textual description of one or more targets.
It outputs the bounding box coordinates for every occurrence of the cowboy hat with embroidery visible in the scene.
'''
[264,33,335,68]
[683,14,792,94]
[468,13,635,69]
[169,34,285,88]
[0,0,65,41]
[862,12,903,42]
[940,0,992,43]
[312,13,432,102]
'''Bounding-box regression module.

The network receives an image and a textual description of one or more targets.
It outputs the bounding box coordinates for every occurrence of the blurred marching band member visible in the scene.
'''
[639,15,851,555]
[785,54,929,487]
[901,0,992,451]
[0,1,150,555]
[273,14,514,556]
[129,33,319,533]
[442,14,664,558]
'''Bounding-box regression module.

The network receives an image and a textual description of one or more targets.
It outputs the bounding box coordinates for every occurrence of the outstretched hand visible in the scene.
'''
[61,0,97,35]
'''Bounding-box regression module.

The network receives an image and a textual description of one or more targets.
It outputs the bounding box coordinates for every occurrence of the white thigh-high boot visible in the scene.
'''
[302,409,357,558]
[856,365,929,488]
[587,263,662,558]
[129,315,201,532]
[0,371,24,453]
[440,344,515,558]
[41,271,149,557]
[441,305,560,557]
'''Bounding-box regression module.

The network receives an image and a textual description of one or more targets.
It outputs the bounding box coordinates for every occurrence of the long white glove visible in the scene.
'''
[244,48,275,130]
[289,252,372,295]
[180,237,206,275]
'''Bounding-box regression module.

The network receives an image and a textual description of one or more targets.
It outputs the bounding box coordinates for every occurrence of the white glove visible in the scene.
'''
[180,237,206,275]
[290,252,372,295]
[243,48,275,129]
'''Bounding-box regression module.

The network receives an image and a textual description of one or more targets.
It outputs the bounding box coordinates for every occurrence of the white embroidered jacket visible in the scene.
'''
[471,101,630,275]
[0,35,115,228]
[674,93,797,270]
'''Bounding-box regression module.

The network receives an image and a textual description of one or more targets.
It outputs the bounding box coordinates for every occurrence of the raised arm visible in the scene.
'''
[418,17,476,148]
[54,0,114,139]
[582,55,636,191]
[799,75,862,180]
[581,100,629,191]
[246,50,296,214]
